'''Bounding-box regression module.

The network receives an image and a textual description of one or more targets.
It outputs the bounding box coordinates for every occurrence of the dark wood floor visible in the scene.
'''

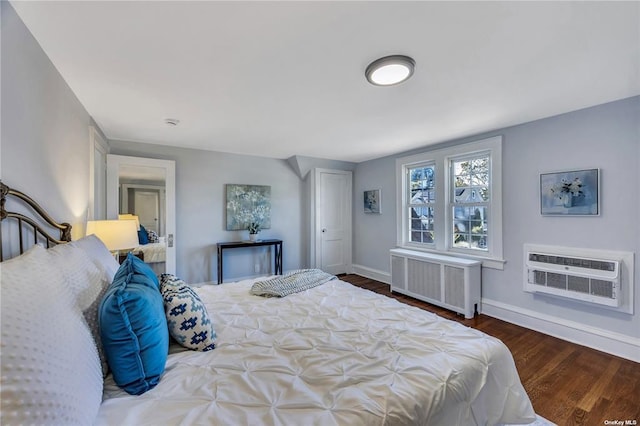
[338,274,640,426]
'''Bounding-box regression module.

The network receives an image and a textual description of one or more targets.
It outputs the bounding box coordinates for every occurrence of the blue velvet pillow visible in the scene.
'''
[138,224,149,245]
[99,254,167,395]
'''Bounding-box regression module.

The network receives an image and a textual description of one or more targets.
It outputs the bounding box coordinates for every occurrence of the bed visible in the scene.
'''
[0,182,536,425]
[134,241,166,274]
[135,241,166,263]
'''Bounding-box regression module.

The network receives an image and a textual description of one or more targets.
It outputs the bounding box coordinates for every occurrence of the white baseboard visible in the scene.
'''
[351,264,391,285]
[482,298,640,363]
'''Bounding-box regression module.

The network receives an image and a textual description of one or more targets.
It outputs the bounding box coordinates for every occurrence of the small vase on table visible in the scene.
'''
[247,222,261,242]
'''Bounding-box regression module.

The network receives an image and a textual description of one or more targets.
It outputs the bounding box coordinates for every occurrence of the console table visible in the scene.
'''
[216,239,283,284]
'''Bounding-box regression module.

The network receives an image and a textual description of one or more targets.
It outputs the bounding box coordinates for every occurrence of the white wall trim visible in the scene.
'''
[351,264,391,285]
[88,126,108,220]
[481,297,640,363]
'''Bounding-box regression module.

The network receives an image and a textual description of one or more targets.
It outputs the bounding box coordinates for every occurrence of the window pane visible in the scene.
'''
[452,206,488,251]
[471,158,488,173]
[452,156,490,203]
[411,230,434,243]
[471,172,489,187]
[411,189,435,204]
[409,206,434,243]
[409,166,435,189]
[454,174,470,187]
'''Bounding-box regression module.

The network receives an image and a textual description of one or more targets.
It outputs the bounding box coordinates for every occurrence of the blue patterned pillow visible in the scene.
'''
[146,229,159,243]
[159,274,216,351]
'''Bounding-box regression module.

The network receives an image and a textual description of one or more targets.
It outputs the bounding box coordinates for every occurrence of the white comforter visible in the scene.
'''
[96,278,535,426]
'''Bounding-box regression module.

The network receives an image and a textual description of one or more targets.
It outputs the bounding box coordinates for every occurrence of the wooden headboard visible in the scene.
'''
[0,181,72,261]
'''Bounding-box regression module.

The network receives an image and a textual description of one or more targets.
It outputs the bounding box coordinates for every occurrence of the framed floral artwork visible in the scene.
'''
[540,169,599,216]
[226,184,271,230]
[364,189,381,214]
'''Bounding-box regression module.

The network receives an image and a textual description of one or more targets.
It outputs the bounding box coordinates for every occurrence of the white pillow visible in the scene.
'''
[48,242,106,312]
[72,234,120,283]
[0,245,103,425]
[49,240,112,376]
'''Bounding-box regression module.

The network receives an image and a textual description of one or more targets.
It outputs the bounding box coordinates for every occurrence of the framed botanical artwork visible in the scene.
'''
[540,168,599,216]
[364,189,381,214]
[225,184,271,230]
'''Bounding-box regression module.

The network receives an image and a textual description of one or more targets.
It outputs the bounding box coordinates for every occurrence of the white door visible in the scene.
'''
[314,169,352,275]
[134,191,160,233]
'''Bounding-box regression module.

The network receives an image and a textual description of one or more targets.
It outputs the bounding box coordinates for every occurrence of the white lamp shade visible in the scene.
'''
[118,214,140,230]
[86,220,139,251]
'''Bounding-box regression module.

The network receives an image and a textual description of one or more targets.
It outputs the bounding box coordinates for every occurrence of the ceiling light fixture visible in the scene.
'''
[165,118,180,126]
[365,55,415,86]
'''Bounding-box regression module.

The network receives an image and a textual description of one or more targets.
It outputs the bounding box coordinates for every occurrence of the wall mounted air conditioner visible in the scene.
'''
[524,244,634,314]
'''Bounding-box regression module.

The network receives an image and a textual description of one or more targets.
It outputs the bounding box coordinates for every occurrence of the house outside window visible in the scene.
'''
[408,164,436,245]
[396,136,504,269]
[450,154,490,251]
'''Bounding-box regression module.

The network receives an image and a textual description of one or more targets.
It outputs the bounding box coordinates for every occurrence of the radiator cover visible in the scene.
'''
[390,249,481,319]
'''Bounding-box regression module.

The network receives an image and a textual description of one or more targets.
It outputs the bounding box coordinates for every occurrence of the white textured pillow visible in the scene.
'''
[0,245,103,425]
[49,240,112,376]
[48,242,106,311]
[72,234,120,283]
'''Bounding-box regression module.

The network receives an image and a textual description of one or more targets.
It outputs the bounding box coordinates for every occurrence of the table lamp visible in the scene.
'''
[118,214,140,230]
[86,219,139,259]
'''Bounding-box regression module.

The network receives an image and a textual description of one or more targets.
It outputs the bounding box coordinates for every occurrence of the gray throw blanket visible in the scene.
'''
[250,269,337,298]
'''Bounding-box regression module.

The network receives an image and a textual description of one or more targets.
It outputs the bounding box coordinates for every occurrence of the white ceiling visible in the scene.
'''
[11,1,639,163]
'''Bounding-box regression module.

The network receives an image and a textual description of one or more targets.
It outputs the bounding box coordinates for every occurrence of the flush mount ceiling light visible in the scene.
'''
[365,55,415,86]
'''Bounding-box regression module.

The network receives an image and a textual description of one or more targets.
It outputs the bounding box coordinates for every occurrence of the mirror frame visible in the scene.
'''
[106,154,176,275]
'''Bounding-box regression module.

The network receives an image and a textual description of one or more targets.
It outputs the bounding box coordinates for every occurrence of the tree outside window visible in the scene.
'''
[451,156,489,251]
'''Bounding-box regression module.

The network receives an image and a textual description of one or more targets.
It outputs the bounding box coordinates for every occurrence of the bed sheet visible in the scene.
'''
[96,277,535,425]
[135,242,166,263]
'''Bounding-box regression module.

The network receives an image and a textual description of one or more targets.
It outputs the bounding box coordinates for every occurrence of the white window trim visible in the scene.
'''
[396,135,504,269]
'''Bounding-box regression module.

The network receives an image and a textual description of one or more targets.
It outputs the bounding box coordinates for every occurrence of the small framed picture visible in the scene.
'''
[364,189,381,214]
[540,168,599,216]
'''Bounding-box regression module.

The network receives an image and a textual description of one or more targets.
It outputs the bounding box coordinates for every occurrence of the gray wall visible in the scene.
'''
[109,141,307,283]
[353,96,640,339]
[1,1,95,240]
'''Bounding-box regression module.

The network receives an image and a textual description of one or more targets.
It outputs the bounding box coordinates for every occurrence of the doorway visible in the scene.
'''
[106,155,176,275]
[311,168,352,275]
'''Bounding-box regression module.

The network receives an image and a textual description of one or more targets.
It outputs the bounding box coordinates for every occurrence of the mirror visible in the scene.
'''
[106,155,176,275]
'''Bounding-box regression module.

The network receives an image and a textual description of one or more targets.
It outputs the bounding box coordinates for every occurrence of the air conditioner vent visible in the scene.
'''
[591,279,614,298]
[523,244,634,314]
[567,275,589,294]
[528,253,616,271]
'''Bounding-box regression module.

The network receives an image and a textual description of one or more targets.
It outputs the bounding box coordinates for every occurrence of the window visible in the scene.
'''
[407,164,435,244]
[396,136,503,269]
[451,155,490,251]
